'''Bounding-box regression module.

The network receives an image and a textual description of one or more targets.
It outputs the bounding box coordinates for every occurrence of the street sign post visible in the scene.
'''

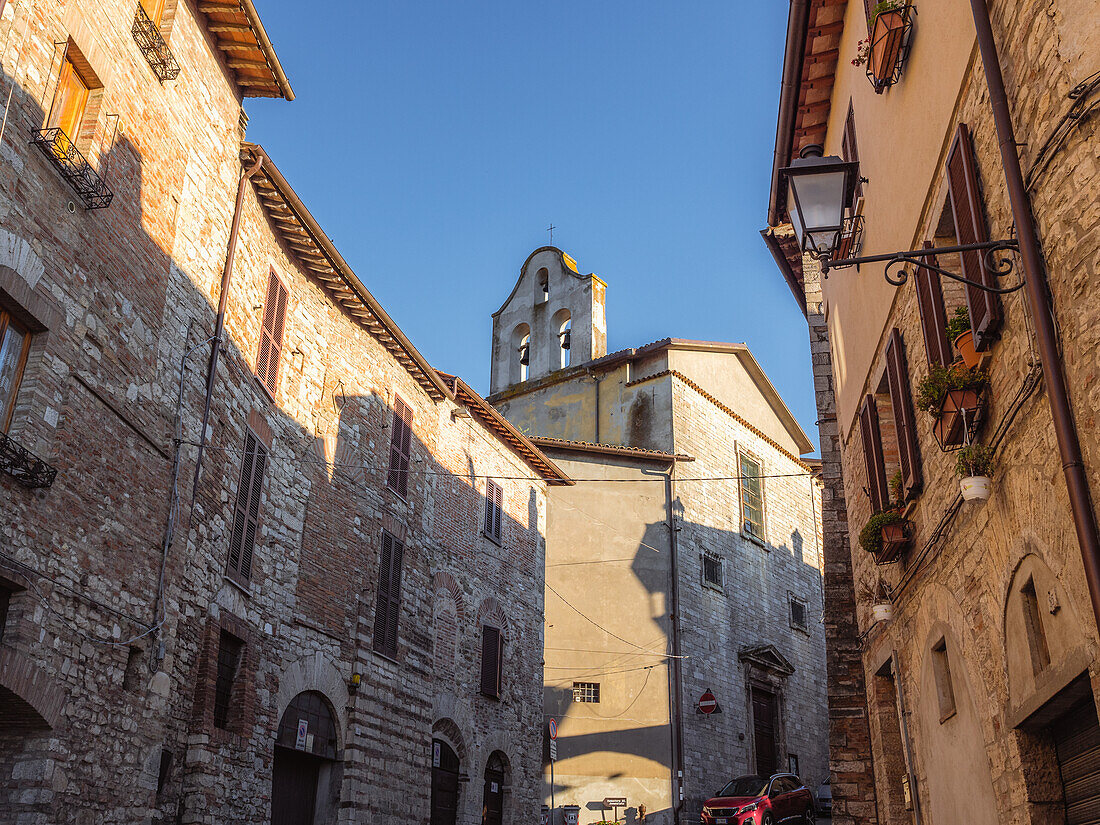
[603,797,627,822]
[548,719,557,823]
[697,689,721,714]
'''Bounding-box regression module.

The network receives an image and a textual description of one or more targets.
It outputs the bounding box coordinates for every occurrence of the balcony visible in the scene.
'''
[132,4,181,82]
[31,128,114,209]
[0,430,58,489]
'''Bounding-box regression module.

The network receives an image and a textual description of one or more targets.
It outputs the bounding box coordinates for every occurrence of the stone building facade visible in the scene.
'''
[0,2,568,824]
[487,248,828,824]
[764,0,1100,823]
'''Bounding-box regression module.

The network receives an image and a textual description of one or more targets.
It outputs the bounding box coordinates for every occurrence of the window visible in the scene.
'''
[123,646,143,691]
[139,0,165,25]
[553,308,571,370]
[787,754,800,777]
[884,329,922,499]
[156,749,172,798]
[480,624,503,698]
[227,430,267,584]
[373,530,404,657]
[789,595,808,632]
[0,307,31,432]
[702,553,723,588]
[739,453,765,541]
[0,583,12,644]
[914,243,954,367]
[386,397,413,498]
[841,103,863,210]
[510,323,531,384]
[484,480,503,543]
[518,334,530,382]
[931,637,956,722]
[50,56,90,143]
[256,270,288,396]
[213,629,244,729]
[1020,576,1051,676]
[572,682,601,703]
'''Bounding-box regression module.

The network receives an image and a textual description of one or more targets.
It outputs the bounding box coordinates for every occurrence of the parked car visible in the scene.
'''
[816,776,831,816]
[701,773,816,825]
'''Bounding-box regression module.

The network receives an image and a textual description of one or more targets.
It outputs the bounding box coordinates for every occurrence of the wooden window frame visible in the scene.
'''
[255,268,289,399]
[914,242,953,367]
[226,428,268,586]
[946,123,1002,351]
[373,529,404,659]
[0,307,32,434]
[789,593,809,633]
[859,394,890,513]
[738,449,767,545]
[884,329,922,500]
[484,480,503,544]
[702,552,723,590]
[841,102,864,210]
[480,624,503,699]
[386,396,413,499]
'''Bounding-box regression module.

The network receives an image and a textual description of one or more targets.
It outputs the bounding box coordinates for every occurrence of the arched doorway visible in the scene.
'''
[431,738,461,825]
[271,691,338,825]
[481,751,508,825]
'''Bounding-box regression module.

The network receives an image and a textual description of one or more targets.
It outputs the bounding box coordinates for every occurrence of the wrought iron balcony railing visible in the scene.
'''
[132,4,181,82]
[0,430,58,489]
[30,127,114,209]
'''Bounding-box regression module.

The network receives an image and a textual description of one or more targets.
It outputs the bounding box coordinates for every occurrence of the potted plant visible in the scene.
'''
[889,469,904,508]
[860,575,895,623]
[956,443,994,501]
[866,1,913,92]
[946,305,980,369]
[916,363,989,449]
[859,510,911,564]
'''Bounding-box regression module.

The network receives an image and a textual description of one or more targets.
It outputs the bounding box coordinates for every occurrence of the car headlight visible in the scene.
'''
[737,801,760,814]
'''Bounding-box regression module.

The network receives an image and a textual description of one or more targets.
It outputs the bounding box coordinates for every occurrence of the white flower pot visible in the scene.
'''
[960,476,992,501]
[872,603,894,623]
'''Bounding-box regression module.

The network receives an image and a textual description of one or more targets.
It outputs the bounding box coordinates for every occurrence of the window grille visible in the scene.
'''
[789,596,808,631]
[572,682,600,703]
[703,554,723,587]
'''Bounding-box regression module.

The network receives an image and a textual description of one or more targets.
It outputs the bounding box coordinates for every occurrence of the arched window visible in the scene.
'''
[552,308,571,370]
[536,267,549,304]
[275,690,338,759]
[510,324,530,384]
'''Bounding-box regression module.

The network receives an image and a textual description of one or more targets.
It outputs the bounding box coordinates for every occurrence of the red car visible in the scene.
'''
[701,773,816,825]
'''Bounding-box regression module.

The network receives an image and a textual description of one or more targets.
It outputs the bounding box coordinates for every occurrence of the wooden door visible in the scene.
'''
[271,746,320,825]
[1052,697,1100,825]
[431,739,460,825]
[482,768,504,825]
[753,687,778,778]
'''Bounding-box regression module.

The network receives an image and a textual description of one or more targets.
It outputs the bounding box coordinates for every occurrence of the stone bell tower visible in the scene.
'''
[489,247,607,395]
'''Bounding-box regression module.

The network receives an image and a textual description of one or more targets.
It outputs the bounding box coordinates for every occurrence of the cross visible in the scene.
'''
[547,223,556,244]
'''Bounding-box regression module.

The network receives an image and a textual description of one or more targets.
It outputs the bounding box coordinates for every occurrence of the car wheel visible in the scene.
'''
[762,815,774,825]
[804,805,816,824]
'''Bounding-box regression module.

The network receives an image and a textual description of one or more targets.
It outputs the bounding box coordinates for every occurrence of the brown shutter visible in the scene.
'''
[256,272,289,394]
[485,481,503,541]
[842,103,863,209]
[915,242,953,367]
[859,395,889,512]
[387,397,413,498]
[227,431,266,583]
[373,530,403,656]
[946,123,1001,351]
[480,625,502,698]
[885,329,923,498]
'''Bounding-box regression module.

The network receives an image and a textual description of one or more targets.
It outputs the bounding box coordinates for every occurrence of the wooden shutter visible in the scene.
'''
[946,123,1001,351]
[256,271,289,394]
[859,395,889,513]
[915,242,953,367]
[387,397,413,498]
[227,431,266,583]
[885,329,923,498]
[480,625,503,698]
[373,530,403,656]
[485,481,503,542]
[842,103,863,209]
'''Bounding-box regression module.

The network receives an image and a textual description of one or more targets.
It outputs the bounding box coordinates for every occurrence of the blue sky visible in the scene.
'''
[244,2,816,453]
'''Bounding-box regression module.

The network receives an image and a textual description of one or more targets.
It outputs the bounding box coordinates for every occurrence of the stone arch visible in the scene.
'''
[275,652,349,751]
[476,596,510,637]
[433,571,466,619]
[432,716,469,764]
[0,649,67,730]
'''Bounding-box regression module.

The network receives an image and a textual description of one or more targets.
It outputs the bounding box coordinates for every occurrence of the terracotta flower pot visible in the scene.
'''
[954,330,980,369]
[868,9,907,90]
[877,520,910,563]
[933,388,985,449]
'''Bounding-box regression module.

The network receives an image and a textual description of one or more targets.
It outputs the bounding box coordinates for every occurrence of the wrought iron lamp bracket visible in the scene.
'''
[822,238,1023,294]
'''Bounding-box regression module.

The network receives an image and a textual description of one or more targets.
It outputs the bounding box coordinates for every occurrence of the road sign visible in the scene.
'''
[697,689,719,714]
[548,718,558,740]
[549,739,557,761]
[603,797,627,807]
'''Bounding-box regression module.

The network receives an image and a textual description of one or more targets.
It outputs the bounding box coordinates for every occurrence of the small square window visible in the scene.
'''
[572,682,600,703]
[702,554,723,589]
[789,595,808,632]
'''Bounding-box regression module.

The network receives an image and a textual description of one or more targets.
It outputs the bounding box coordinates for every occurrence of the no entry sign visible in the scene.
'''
[697,689,720,715]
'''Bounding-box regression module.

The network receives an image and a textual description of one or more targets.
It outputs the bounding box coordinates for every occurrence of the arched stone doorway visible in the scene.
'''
[431,738,461,825]
[481,750,510,825]
[271,691,339,825]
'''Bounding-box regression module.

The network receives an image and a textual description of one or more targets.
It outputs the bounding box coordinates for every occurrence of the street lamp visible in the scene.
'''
[780,144,861,259]
[780,145,1021,293]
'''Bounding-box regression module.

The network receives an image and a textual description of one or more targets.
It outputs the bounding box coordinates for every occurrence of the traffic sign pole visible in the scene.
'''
[549,719,556,824]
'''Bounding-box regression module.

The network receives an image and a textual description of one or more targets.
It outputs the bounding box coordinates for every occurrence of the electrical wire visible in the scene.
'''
[545,581,687,657]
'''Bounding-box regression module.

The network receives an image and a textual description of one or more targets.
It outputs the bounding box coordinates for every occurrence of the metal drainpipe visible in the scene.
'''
[969,0,1100,631]
[190,148,265,505]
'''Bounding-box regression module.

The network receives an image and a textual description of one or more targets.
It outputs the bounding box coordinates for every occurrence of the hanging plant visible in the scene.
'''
[945,305,981,368]
[956,443,994,501]
[859,510,910,563]
[916,362,990,449]
[865,1,915,93]
[915,363,988,416]
[859,573,895,622]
